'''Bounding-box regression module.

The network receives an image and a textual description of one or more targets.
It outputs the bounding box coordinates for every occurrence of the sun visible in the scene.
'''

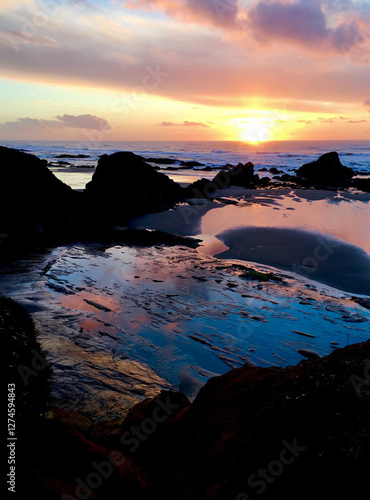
[239,118,272,143]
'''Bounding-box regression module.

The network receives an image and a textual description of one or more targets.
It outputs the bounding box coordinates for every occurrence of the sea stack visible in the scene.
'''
[84,152,184,223]
[296,152,354,181]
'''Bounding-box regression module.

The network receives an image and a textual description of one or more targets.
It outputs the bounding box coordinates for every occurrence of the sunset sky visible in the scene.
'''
[0,0,370,142]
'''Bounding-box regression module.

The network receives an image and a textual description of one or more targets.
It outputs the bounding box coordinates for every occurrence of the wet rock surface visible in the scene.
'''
[6,292,369,500]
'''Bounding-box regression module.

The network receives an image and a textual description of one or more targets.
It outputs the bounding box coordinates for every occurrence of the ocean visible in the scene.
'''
[1,139,370,189]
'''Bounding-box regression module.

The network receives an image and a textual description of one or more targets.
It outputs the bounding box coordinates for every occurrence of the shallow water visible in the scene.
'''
[202,190,370,253]
[0,240,369,419]
[134,189,370,294]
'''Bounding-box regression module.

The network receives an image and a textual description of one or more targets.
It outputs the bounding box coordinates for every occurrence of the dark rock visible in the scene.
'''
[53,154,90,158]
[183,178,217,199]
[179,160,204,167]
[352,296,370,310]
[296,152,354,181]
[102,228,200,248]
[84,152,184,223]
[256,176,271,187]
[212,162,258,188]
[125,340,370,500]
[273,173,296,182]
[269,167,283,174]
[146,157,177,165]
[3,296,51,499]
[297,348,320,359]
[0,146,81,245]
[350,178,370,192]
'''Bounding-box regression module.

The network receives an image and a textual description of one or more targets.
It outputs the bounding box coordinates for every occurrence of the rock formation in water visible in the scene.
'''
[213,161,259,188]
[84,152,184,223]
[296,152,354,181]
[0,146,82,254]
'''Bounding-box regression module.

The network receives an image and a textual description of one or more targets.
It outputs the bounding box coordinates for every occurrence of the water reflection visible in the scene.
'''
[201,194,370,254]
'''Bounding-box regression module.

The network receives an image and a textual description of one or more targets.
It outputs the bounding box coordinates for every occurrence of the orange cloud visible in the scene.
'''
[159,120,210,127]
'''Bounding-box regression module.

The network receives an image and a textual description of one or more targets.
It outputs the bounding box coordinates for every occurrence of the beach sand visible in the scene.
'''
[132,187,370,295]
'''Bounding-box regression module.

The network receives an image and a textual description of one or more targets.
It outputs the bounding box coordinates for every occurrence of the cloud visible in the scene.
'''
[159,120,210,127]
[318,117,335,123]
[248,0,364,52]
[0,117,59,130]
[0,114,111,131]
[364,100,370,106]
[0,0,369,119]
[249,0,328,44]
[125,0,239,27]
[346,119,368,123]
[55,114,111,130]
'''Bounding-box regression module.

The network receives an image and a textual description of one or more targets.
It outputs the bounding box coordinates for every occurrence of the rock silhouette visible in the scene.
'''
[213,161,259,187]
[0,146,81,239]
[297,152,354,181]
[84,152,184,223]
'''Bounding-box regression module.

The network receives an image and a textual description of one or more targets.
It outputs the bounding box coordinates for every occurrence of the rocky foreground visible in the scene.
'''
[4,296,370,500]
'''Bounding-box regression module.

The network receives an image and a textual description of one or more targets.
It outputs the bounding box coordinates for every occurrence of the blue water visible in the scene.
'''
[2,140,370,174]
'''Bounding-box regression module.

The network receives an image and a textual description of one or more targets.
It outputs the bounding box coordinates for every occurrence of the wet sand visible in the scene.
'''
[217,227,370,296]
[132,188,370,295]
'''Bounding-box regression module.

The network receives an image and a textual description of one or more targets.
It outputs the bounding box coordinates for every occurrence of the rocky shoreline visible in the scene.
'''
[2,146,370,499]
[4,297,370,499]
[1,146,369,260]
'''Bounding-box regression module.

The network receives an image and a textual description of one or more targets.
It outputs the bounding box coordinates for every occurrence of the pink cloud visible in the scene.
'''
[1,0,369,118]
[55,114,111,130]
[0,114,111,131]
[125,0,239,27]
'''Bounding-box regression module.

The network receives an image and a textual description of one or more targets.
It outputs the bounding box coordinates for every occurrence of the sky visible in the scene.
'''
[0,0,370,142]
